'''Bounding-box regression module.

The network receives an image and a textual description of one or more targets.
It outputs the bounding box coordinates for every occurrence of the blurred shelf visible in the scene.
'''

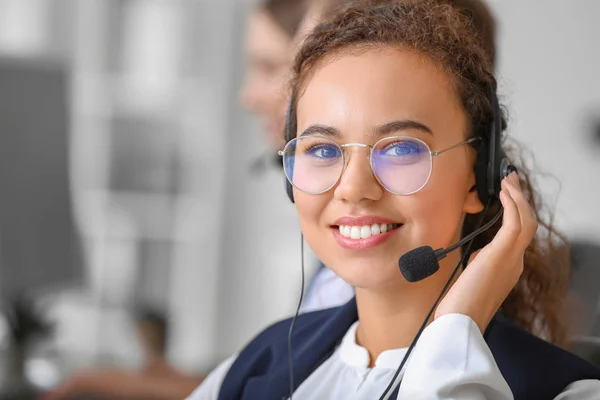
[72,71,215,120]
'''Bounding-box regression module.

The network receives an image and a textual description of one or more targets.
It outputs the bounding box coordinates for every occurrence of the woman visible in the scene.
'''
[297,0,499,314]
[190,1,600,398]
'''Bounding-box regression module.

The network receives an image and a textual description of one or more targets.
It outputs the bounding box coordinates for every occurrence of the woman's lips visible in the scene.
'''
[331,223,403,250]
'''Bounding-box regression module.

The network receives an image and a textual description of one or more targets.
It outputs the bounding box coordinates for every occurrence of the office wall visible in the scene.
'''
[489,0,600,241]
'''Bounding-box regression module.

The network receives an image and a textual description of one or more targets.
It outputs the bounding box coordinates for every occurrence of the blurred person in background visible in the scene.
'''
[44,1,310,399]
[241,0,308,159]
[238,0,357,313]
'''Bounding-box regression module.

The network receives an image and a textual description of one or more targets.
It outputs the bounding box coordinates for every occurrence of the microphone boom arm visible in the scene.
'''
[435,206,504,260]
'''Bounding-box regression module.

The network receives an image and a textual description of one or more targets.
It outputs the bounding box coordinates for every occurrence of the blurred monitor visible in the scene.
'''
[0,56,83,301]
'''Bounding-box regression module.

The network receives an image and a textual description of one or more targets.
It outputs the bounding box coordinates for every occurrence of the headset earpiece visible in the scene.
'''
[284,101,296,203]
[475,82,514,205]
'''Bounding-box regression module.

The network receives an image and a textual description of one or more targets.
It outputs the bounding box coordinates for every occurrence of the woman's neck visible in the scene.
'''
[354,257,462,367]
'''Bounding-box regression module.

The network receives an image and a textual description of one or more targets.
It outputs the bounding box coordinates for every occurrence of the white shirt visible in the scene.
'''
[187,314,600,399]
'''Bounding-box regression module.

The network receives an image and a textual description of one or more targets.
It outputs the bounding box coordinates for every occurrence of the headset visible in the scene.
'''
[282,80,513,206]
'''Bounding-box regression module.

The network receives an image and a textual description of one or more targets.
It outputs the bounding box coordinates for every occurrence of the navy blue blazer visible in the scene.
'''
[218,298,600,400]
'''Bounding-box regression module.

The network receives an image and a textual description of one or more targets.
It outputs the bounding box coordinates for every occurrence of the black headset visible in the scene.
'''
[281,80,513,205]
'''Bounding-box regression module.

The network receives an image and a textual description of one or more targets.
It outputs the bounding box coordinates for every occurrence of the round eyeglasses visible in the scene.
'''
[278,135,480,196]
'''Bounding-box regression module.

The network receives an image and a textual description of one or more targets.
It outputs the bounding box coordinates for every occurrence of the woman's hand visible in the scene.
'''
[435,172,537,333]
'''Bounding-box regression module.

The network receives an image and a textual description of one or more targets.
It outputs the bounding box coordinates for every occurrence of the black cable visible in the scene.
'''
[288,233,306,400]
[378,201,495,399]
[444,206,502,255]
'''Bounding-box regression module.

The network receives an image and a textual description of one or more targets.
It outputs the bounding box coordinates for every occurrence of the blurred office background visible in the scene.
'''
[0,0,598,396]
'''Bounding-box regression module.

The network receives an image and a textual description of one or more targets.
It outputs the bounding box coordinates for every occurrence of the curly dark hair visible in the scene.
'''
[320,0,496,65]
[289,0,572,348]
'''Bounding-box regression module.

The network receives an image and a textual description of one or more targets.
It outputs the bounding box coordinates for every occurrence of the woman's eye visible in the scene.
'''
[376,140,427,166]
[382,140,423,157]
[306,144,341,159]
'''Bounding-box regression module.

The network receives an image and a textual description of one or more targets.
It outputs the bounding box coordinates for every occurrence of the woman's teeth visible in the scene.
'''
[338,223,400,239]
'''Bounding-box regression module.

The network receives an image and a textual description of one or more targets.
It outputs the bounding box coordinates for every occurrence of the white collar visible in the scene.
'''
[339,321,408,370]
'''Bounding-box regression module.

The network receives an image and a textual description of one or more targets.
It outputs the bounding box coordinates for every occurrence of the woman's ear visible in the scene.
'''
[463,184,485,215]
[464,150,485,214]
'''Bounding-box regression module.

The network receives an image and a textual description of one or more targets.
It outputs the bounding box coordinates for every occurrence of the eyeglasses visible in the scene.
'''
[278,135,480,195]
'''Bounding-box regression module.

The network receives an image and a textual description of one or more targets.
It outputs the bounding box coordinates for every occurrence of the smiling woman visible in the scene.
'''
[290,48,487,290]
[187,1,600,399]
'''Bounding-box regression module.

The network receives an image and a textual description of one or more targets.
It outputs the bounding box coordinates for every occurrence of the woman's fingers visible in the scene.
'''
[489,177,521,253]
[503,172,538,250]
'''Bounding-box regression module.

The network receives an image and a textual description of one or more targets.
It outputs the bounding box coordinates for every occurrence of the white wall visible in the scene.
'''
[489,0,600,242]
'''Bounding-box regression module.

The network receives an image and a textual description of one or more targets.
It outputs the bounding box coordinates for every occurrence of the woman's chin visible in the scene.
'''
[332,261,405,290]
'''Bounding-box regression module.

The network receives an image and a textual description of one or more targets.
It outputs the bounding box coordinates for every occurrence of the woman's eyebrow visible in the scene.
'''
[299,119,432,138]
[300,124,341,137]
[374,120,433,136]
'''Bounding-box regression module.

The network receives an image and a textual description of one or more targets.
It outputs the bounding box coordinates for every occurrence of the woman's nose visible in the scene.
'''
[333,147,383,204]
